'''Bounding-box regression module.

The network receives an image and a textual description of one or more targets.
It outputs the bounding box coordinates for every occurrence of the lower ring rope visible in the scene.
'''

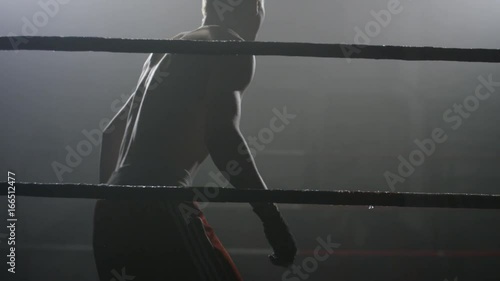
[1,182,499,209]
[2,36,500,63]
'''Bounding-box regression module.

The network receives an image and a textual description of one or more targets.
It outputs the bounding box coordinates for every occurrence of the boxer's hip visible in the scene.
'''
[95,163,191,225]
[94,163,197,249]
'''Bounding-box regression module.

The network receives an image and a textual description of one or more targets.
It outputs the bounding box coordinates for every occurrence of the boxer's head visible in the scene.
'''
[202,0,265,41]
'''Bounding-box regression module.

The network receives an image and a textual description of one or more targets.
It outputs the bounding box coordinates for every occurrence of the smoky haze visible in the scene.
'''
[1,0,499,280]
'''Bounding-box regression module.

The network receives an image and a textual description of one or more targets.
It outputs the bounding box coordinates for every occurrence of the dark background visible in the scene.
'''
[1,0,499,280]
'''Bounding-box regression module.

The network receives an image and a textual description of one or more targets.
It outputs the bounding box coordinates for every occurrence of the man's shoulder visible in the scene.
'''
[172,26,254,91]
[181,25,244,41]
[211,55,255,92]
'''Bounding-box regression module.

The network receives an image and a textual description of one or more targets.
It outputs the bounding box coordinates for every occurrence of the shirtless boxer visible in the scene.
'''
[93,0,297,280]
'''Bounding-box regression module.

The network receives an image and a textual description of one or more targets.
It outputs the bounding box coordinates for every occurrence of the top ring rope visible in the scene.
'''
[1,36,500,63]
[1,182,500,210]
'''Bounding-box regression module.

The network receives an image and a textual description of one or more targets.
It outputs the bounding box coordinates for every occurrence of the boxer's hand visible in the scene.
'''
[264,220,297,267]
[252,203,297,267]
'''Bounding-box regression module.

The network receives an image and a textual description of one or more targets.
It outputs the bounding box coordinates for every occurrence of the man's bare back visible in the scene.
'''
[100,25,255,186]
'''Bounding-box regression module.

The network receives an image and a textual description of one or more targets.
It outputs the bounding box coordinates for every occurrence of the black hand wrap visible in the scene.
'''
[251,202,297,267]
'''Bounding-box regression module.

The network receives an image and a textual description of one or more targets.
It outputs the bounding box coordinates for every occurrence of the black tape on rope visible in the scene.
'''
[1,36,500,62]
[1,182,500,209]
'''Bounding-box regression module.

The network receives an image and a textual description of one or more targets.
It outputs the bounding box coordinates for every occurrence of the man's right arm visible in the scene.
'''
[204,91,266,190]
[204,61,297,266]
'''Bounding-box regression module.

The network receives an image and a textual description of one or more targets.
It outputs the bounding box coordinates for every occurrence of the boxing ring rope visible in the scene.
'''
[1,182,499,209]
[2,36,500,62]
[2,37,500,210]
